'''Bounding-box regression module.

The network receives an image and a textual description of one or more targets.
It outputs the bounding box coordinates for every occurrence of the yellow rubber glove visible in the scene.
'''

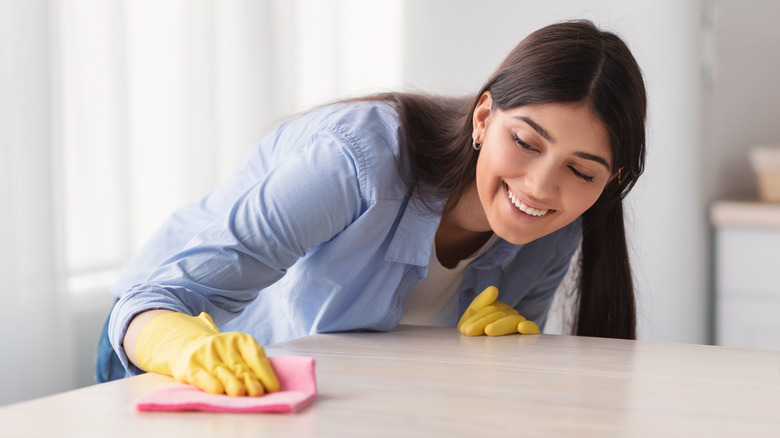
[517,320,541,335]
[135,312,280,397]
[458,286,539,337]
[457,286,499,328]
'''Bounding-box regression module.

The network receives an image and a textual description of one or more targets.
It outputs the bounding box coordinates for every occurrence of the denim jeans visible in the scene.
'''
[94,299,133,383]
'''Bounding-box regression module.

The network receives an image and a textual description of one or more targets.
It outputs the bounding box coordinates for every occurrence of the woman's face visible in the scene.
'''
[472,92,613,245]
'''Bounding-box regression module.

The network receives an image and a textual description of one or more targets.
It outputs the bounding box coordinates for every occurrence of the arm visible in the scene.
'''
[109,124,372,375]
[123,309,172,369]
[459,219,582,336]
[512,219,582,329]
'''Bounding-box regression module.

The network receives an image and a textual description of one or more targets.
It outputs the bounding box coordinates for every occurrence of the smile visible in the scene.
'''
[506,185,550,217]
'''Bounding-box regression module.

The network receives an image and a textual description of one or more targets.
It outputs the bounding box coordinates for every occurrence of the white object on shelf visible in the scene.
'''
[711,200,780,350]
[749,145,780,203]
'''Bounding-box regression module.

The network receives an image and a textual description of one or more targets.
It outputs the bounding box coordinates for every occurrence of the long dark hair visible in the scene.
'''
[364,20,646,339]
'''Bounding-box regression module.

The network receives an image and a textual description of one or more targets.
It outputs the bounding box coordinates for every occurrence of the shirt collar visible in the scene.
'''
[385,191,444,266]
[472,239,522,270]
[384,189,530,269]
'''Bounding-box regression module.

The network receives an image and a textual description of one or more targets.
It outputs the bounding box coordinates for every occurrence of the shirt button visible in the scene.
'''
[465,288,474,297]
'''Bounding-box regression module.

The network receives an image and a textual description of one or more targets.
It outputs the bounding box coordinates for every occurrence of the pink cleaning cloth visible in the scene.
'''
[135,356,316,414]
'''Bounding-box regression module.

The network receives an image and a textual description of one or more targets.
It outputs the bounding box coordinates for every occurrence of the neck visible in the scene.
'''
[435,184,493,268]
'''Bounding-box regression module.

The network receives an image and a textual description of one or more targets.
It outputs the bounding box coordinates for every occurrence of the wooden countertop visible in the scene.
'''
[2,326,780,437]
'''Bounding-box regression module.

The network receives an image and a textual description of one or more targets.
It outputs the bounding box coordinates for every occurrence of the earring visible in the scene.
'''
[472,139,482,151]
[617,167,624,184]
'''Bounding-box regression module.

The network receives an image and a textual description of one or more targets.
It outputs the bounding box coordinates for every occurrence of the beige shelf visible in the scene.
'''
[710,199,780,228]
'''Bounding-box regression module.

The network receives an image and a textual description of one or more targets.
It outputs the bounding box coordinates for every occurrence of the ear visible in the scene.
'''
[472,91,493,142]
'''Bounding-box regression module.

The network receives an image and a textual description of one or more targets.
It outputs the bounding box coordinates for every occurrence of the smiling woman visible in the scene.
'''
[99,20,647,398]
[388,20,645,340]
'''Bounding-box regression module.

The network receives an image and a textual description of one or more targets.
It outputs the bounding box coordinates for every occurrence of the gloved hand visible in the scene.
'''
[458,286,541,336]
[135,311,280,397]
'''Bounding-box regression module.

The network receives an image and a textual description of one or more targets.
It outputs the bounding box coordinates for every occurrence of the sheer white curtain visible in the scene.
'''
[62,0,402,294]
[0,0,74,405]
[1,0,401,405]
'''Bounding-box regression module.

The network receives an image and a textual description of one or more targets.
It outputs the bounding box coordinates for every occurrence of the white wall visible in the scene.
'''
[401,0,708,343]
[700,0,780,346]
[702,0,780,203]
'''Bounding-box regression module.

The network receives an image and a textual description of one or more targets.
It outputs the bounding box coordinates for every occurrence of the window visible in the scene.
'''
[57,0,403,295]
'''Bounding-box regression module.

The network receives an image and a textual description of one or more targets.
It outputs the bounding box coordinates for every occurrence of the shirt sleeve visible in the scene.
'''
[109,125,368,373]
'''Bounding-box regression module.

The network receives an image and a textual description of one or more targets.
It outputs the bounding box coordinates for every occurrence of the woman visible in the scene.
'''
[98,19,646,397]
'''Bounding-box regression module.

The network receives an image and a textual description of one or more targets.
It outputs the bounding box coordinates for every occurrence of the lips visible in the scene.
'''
[505,184,551,217]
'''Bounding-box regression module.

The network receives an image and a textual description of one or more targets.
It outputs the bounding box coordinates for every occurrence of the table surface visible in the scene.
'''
[2,325,780,437]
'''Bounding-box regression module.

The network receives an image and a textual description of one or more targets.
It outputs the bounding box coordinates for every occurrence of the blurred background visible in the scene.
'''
[2,0,780,406]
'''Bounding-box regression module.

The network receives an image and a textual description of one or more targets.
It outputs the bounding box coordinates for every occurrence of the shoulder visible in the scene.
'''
[311,100,403,152]
[270,100,404,163]
[303,100,408,201]
[240,100,408,204]
[557,216,582,247]
[541,216,582,258]
[506,217,582,266]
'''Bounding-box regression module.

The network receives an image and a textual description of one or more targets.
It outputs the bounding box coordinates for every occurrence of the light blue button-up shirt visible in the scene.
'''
[109,100,581,374]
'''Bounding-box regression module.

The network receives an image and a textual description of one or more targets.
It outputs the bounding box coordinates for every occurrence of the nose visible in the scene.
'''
[522,160,558,200]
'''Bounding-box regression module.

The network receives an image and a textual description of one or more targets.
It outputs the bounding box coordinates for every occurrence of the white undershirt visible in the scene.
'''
[400,234,501,327]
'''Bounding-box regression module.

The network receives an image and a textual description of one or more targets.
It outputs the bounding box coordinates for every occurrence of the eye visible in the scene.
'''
[569,166,595,183]
[512,134,538,152]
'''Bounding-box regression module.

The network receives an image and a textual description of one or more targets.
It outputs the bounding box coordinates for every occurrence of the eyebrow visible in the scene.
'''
[574,152,611,171]
[516,116,554,142]
[514,115,611,171]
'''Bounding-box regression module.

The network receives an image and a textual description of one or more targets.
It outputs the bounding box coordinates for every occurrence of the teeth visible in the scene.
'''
[507,187,549,217]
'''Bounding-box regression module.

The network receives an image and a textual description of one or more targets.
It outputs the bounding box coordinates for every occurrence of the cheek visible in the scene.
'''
[477,145,525,182]
[475,150,512,202]
[564,182,608,214]
[474,157,491,208]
